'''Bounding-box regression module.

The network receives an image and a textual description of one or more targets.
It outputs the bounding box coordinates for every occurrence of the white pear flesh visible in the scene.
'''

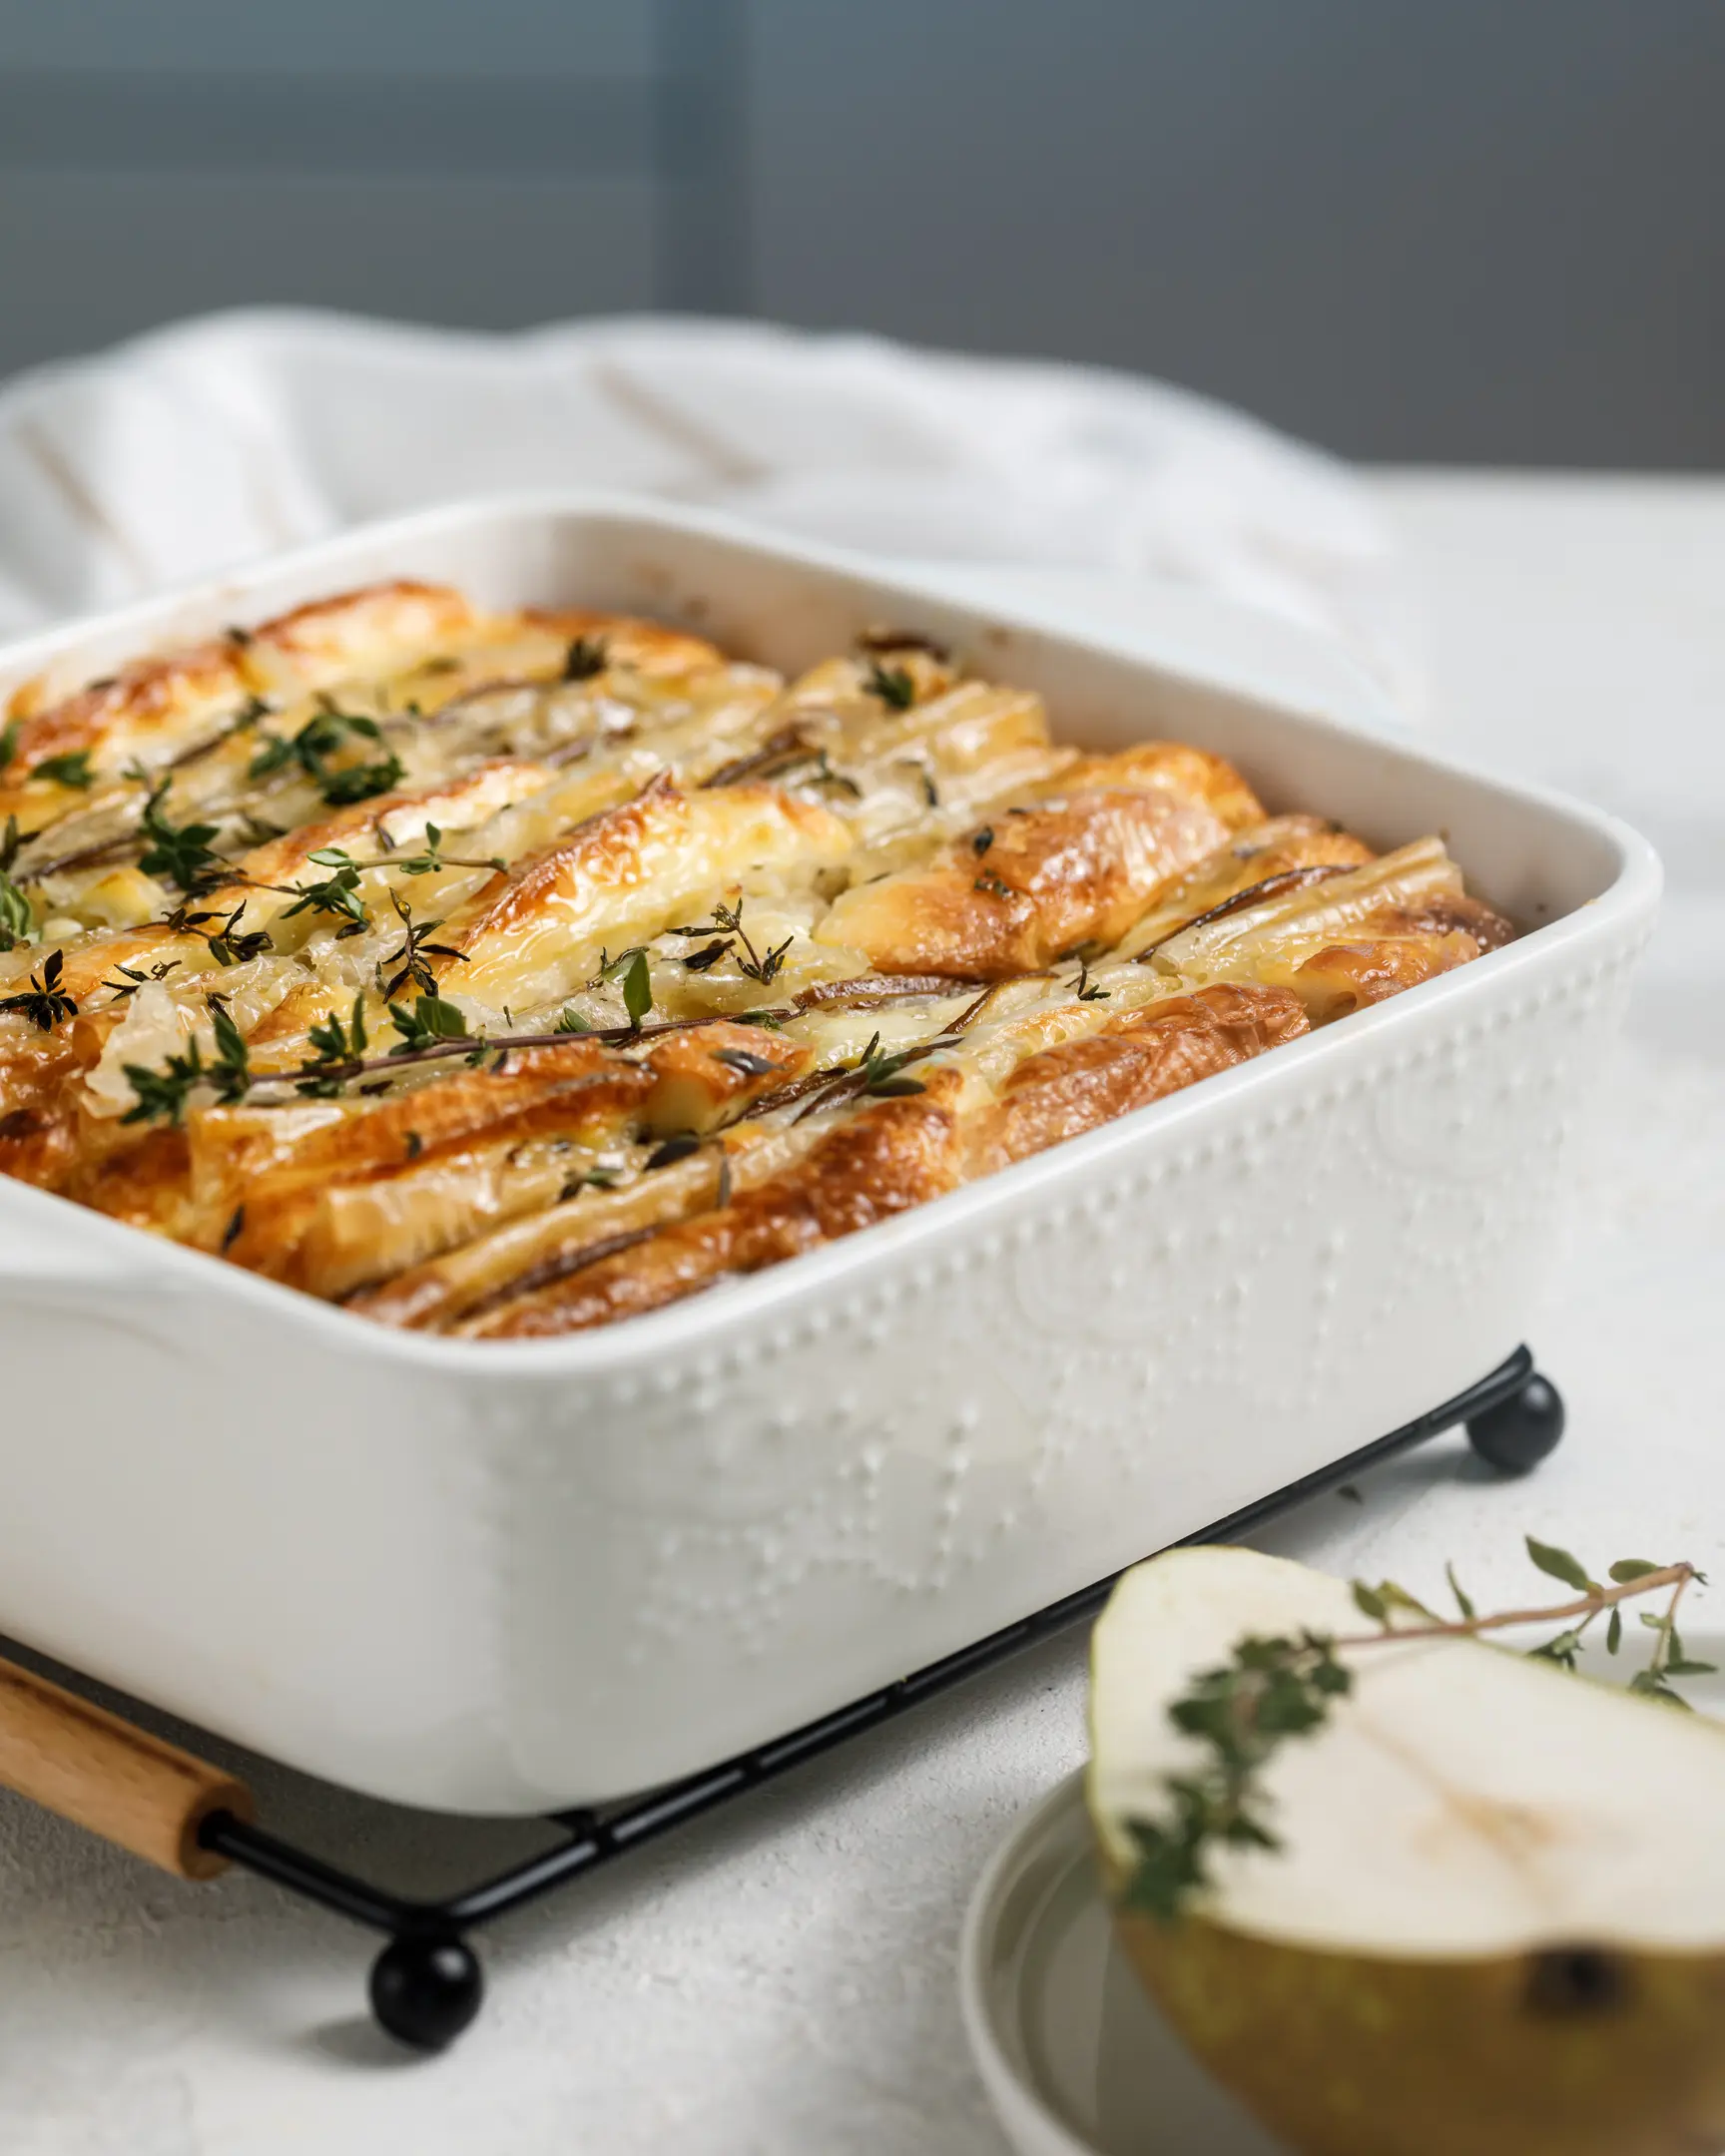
[1088,1545,1725,2156]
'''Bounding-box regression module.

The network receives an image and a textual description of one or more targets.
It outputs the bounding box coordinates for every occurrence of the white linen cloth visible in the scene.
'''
[0,309,1421,715]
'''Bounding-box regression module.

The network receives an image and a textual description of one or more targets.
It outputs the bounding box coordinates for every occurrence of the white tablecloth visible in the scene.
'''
[3,472,1722,2155]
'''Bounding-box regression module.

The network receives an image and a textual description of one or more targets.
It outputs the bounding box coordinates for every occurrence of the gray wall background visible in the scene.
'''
[0,1,1718,465]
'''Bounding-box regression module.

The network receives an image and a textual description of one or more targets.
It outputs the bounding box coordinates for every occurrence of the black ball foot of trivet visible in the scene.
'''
[1466,1369,1565,1476]
[369,1932,485,2051]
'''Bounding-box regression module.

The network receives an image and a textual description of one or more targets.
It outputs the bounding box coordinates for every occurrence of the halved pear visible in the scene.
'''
[1088,1546,1725,2156]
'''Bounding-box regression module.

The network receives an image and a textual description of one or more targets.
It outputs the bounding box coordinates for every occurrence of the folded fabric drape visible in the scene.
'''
[0,309,1420,714]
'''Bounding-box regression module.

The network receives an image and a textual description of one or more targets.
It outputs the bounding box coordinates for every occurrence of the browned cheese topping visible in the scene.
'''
[0,583,1514,1337]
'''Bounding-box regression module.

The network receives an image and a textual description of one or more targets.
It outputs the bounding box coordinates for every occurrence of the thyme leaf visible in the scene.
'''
[380,890,467,1000]
[387,822,505,876]
[204,902,273,967]
[249,705,402,806]
[281,852,369,934]
[386,992,470,1053]
[102,958,182,1001]
[713,1046,781,1077]
[138,778,226,893]
[119,996,251,1123]
[296,994,369,1096]
[1526,1536,1598,1595]
[681,937,732,973]
[862,660,915,710]
[608,947,653,1028]
[0,947,76,1030]
[562,635,609,682]
[32,750,95,790]
[678,897,794,986]
[320,754,405,807]
[206,998,254,1104]
[0,866,33,950]
[644,1131,702,1171]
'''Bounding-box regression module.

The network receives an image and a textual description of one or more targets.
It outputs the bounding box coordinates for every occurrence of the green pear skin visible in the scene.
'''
[1116,1904,1725,2156]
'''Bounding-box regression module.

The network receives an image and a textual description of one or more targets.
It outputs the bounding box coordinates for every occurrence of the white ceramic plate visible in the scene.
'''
[959,1772,1285,2156]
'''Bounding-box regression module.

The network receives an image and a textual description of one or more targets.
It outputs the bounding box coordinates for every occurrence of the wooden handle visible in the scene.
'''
[0,1655,253,1879]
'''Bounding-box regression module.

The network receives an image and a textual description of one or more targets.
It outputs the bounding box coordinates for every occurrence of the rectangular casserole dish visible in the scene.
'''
[0,495,1659,1814]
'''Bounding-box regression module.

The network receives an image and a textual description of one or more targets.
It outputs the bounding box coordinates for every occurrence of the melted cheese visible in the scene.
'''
[0,584,1514,1337]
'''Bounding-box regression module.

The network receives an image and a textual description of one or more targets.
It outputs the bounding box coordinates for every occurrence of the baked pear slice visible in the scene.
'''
[1088,1545,1725,2156]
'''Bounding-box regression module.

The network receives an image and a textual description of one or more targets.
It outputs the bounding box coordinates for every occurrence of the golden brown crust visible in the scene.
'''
[969,984,1310,1176]
[462,1080,966,1340]
[1383,891,1516,953]
[0,641,249,818]
[1291,932,1480,1020]
[465,985,1310,1341]
[242,580,483,688]
[1051,743,1264,831]
[348,1148,728,1331]
[0,1041,87,1188]
[0,581,1512,1337]
[818,792,1230,979]
[193,1042,640,1234]
[444,778,853,1009]
[1119,816,1379,960]
[633,1020,813,1134]
[523,608,728,677]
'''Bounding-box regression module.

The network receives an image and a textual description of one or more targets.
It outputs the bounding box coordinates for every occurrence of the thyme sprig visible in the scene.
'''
[296,995,370,1096]
[562,636,609,682]
[115,992,804,1121]
[102,957,183,1001]
[386,991,471,1053]
[32,750,95,790]
[280,850,371,935]
[0,947,77,1030]
[321,753,405,808]
[862,659,915,710]
[0,864,33,950]
[1122,1540,1712,1923]
[791,1028,961,1122]
[249,703,402,807]
[138,778,227,893]
[0,720,17,774]
[376,822,505,876]
[204,903,273,968]
[669,897,793,986]
[1123,1632,1350,1922]
[857,1034,935,1097]
[379,890,467,1000]
[120,999,250,1124]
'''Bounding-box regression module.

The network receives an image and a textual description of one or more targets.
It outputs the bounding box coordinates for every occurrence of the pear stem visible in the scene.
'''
[1334,1563,1697,1651]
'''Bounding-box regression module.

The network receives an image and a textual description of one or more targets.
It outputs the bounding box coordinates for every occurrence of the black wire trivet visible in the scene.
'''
[174,1344,1563,2050]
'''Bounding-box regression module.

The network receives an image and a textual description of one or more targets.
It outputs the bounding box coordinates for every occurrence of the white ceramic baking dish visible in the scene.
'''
[0,495,1658,1815]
